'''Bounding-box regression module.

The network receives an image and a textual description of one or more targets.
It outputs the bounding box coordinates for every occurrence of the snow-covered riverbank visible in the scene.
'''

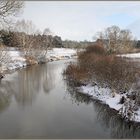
[77,83,140,123]
[0,48,77,75]
[2,48,140,123]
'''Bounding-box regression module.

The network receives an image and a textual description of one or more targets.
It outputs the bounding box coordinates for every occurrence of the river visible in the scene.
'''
[0,59,140,138]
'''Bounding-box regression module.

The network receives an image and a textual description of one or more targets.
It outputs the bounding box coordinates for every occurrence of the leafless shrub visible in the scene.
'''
[83,44,106,55]
[64,62,89,86]
[94,26,136,54]
[65,44,140,93]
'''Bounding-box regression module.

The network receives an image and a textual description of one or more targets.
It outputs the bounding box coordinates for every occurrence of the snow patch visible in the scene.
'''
[118,53,140,59]
[0,48,77,73]
[78,84,140,123]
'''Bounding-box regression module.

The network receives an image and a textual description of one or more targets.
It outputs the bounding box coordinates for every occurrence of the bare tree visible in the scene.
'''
[119,29,134,52]
[43,28,54,36]
[34,29,42,35]
[13,20,51,63]
[95,26,135,53]
[11,20,36,63]
[0,0,24,26]
[0,0,24,75]
[13,19,37,35]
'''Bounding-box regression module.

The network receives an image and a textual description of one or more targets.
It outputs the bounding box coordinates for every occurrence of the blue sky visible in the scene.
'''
[19,1,140,41]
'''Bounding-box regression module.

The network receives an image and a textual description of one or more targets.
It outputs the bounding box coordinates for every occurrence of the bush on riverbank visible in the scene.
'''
[64,63,89,86]
[65,44,139,93]
[64,44,140,122]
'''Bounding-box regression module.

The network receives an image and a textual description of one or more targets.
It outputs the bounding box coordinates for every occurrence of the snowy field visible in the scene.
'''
[46,48,77,60]
[0,48,77,73]
[118,53,140,59]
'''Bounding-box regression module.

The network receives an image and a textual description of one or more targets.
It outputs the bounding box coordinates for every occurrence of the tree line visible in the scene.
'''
[62,40,94,49]
[0,28,63,49]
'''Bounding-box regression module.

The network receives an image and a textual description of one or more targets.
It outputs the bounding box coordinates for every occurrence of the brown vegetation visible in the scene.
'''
[64,63,89,86]
[64,44,140,93]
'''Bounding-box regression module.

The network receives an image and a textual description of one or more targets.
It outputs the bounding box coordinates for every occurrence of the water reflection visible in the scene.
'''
[0,59,140,138]
[94,101,140,138]
[0,81,11,112]
[65,85,92,106]
[0,63,57,108]
[65,79,140,138]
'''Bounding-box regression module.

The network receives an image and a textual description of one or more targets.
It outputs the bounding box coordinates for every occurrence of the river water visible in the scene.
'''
[0,59,140,138]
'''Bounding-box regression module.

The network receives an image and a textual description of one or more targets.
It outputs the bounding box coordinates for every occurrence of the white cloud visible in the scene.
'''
[20,1,140,41]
